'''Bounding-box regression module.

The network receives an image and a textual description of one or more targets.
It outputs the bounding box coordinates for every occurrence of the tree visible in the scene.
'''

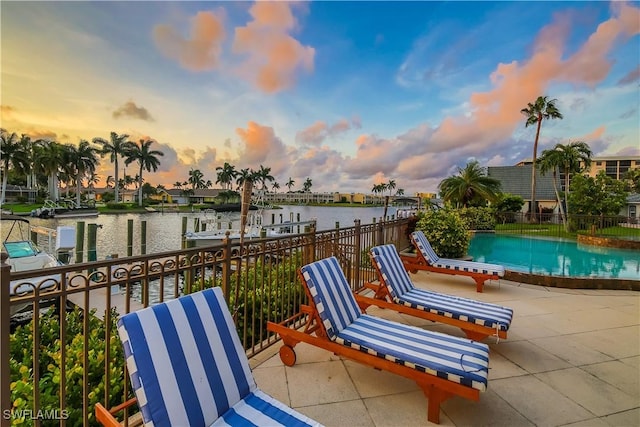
[68,140,99,206]
[438,160,501,208]
[188,168,206,190]
[302,177,312,192]
[568,172,628,217]
[35,140,64,201]
[125,139,164,206]
[396,188,405,196]
[387,179,396,196]
[173,181,182,190]
[285,177,295,192]
[623,168,640,193]
[0,129,27,204]
[271,181,280,193]
[93,132,134,203]
[538,141,592,230]
[255,165,274,190]
[235,168,253,190]
[520,96,563,220]
[215,162,237,190]
[106,176,115,189]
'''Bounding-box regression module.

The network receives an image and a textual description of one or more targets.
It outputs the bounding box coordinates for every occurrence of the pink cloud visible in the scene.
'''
[618,66,640,85]
[296,118,355,146]
[153,11,225,72]
[235,121,292,176]
[232,2,315,93]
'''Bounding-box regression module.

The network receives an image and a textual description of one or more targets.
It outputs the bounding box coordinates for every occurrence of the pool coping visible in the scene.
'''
[504,270,640,291]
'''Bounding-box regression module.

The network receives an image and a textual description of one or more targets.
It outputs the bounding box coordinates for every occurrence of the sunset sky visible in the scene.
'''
[2,1,639,194]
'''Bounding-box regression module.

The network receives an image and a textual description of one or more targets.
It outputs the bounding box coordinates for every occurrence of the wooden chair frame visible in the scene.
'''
[267,269,482,424]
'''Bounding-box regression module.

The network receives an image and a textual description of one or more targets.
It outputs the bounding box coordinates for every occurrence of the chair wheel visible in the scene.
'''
[279,345,296,366]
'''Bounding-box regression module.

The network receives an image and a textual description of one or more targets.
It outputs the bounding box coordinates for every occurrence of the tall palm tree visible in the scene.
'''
[235,168,253,190]
[173,181,182,190]
[537,147,567,229]
[68,140,99,206]
[438,160,501,208]
[188,168,206,190]
[0,129,27,205]
[539,141,592,230]
[387,179,396,196]
[35,140,64,201]
[271,181,280,193]
[302,177,313,192]
[126,139,164,206]
[520,96,563,220]
[286,177,295,192]
[255,165,275,190]
[93,132,134,203]
[19,134,42,195]
[215,162,237,190]
[106,175,115,189]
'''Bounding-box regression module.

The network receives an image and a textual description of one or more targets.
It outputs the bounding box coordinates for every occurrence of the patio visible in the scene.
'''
[251,271,639,426]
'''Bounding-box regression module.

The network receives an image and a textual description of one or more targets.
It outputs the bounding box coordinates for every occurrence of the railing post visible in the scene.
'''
[354,219,361,290]
[222,233,232,303]
[75,221,85,263]
[1,252,11,427]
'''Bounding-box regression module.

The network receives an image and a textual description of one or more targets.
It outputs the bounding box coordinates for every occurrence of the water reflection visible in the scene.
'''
[468,234,640,280]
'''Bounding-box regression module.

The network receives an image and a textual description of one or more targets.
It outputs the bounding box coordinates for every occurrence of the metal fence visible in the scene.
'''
[494,212,640,240]
[0,217,409,426]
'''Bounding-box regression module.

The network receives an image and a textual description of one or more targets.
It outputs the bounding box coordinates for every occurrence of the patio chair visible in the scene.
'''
[356,244,513,341]
[95,287,321,427]
[267,256,490,424]
[402,230,505,292]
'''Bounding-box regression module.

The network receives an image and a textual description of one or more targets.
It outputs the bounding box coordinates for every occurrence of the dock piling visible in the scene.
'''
[141,221,147,255]
[127,219,133,257]
[75,221,85,263]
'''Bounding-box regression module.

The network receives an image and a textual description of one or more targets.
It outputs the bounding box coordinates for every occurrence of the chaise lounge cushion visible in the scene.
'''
[301,257,490,391]
[412,231,505,277]
[371,244,513,332]
[119,287,319,427]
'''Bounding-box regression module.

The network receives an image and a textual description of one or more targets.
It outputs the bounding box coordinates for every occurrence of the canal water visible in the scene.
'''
[27,205,398,260]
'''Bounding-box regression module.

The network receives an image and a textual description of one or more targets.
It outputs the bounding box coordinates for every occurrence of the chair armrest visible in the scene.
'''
[95,398,138,427]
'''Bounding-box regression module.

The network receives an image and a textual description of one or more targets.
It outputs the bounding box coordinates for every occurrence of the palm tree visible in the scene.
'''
[125,139,164,206]
[271,181,280,193]
[438,160,502,208]
[19,134,42,195]
[539,141,592,230]
[521,96,563,220]
[173,181,182,190]
[396,188,405,196]
[387,179,396,196]
[106,176,115,189]
[93,132,134,203]
[35,140,64,201]
[302,177,313,193]
[286,177,295,192]
[0,129,27,205]
[215,162,237,190]
[68,140,99,206]
[255,165,275,190]
[188,168,206,190]
[235,168,253,190]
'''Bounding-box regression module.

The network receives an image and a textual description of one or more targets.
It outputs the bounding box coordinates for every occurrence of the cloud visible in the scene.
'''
[295,118,357,146]
[112,101,155,121]
[235,121,292,176]
[618,66,640,85]
[232,2,315,93]
[153,11,225,72]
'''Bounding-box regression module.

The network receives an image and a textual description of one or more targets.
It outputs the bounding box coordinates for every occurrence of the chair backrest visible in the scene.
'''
[300,256,361,340]
[118,287,256,427]
[370,244,416,298]
[411,231,440,264]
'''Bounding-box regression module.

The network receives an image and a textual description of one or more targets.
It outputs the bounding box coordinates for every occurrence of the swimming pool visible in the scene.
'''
[467,233,640,280]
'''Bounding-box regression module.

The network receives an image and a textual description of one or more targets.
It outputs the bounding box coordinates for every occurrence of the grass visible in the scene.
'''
[496,222,640,240]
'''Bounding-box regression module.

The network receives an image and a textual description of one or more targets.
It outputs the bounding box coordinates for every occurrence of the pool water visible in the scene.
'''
[468,234,640,280]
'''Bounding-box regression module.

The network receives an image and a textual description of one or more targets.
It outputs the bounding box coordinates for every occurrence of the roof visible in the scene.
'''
[488,164,559,201]
[627,193,640,204]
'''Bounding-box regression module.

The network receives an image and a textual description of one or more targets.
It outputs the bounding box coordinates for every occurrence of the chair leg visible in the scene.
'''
[474,277,485,293]
[423,385,452,424]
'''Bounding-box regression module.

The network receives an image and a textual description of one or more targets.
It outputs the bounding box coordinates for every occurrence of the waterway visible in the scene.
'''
[27,205,399,260]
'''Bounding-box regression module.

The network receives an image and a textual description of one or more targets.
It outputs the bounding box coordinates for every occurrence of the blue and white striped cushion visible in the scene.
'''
[411,231,440,264]
[301,257,362,340]
[370,244,415,297]
[337,315,489,391]
[433,259,505,277]
[119,288,319,427]
[371,244,512,330]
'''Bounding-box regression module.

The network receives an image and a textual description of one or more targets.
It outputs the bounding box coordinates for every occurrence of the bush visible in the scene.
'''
[10,307,131,426]
[415,209,470,258]
[459,207,496,230]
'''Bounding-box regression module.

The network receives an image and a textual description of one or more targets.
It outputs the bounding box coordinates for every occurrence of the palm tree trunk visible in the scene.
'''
[564,167,571,230]
[530,116,542,222]
[114,158,119,203]
[139,166,144,207]
[1,172,7,205]
[76,178,82,207]
[551,170,567,230]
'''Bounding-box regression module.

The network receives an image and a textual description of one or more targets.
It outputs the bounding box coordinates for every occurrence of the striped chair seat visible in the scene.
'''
[371,244,512,331]
[119,287,320,427]
[301,257,489,392]
[412,231,505,277]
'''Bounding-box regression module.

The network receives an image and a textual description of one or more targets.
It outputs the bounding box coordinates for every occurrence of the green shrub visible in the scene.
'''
[459,207,496,230]
[9,307,131,426]
[415,209,470,258]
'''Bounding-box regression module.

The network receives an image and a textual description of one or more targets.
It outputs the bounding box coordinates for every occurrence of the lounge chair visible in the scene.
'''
[402,230,505,292]
[356,244,513,341]
[95,287,320,427]
[267,256,490,424]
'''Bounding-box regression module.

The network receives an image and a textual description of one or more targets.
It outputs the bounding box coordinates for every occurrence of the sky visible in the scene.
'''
[1,1,639,195]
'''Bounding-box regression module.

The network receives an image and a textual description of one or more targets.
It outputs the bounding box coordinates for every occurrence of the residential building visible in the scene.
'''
[487,164,560,214]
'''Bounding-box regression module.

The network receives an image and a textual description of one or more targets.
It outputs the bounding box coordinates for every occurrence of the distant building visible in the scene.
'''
[487,164,560,213]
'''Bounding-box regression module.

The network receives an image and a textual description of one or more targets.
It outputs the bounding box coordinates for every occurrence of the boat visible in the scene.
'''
[2,214,76,315]
[184,210,315,247]
[201,202,259,212]
[31,199,99,219]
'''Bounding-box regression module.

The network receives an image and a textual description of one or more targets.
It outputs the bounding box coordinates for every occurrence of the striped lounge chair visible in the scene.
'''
[95,287,321,427]
[267,256,490,424]
[356,244,513,341]
[402,230,505,292]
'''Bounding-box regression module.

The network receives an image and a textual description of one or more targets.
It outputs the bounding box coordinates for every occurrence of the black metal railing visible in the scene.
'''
[0,217,409,426]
